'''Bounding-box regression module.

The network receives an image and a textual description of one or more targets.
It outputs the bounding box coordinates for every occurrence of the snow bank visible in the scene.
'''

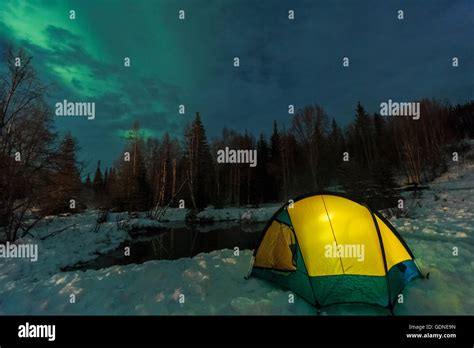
[0,249,314,315]
[157,208,188,222]
[0,159,472,315]
[124,218,165,234]
[0,212,130,278]
[382,161,474,315]
[2,234,471,315]
[197,205,277,223]
[150,204,279,223]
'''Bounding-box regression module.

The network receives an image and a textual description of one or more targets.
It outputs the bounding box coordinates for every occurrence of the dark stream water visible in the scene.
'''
[62,222,266,271]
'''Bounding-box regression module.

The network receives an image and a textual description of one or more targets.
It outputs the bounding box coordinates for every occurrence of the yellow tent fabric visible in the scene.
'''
[254,221,296,271]
[254,194,413,277]
[376,215,411,270]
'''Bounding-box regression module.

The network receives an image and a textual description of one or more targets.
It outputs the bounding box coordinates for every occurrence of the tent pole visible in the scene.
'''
[244,256,255,280]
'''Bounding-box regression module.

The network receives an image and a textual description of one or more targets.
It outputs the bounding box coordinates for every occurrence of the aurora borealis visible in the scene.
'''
[0,0,473,174]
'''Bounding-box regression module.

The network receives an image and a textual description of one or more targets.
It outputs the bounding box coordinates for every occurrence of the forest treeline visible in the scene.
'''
[1,49,473,241]
[85,99,472,214]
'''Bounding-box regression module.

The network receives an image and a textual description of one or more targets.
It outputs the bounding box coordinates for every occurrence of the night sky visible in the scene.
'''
[1,0,473,174]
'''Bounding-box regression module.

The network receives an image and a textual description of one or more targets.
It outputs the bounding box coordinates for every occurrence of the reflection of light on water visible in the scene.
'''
[63,223,264,272]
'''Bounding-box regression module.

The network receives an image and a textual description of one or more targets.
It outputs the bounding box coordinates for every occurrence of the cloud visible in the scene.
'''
[1,0,473,173]
[116,127,159,140]
[44,25,81,48]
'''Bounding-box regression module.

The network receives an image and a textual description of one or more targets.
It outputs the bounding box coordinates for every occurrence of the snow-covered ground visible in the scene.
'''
[0,161,472,315]
[388,161,474,315]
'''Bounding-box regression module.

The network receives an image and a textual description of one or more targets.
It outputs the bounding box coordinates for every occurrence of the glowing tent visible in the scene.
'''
[249,193,422,312]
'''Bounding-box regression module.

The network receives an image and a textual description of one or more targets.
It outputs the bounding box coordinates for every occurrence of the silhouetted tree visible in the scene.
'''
[291,104,329,190]
[0,47,59,241]
[44,132,82,214]
[255,133,271,204]
[184,112,215,210]
[92,161,103,193]
[85,174,92,188]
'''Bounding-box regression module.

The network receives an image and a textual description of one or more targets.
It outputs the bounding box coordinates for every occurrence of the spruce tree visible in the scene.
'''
[184,112,215,209]
[93,161,103,193]
[256,133,270,203]
[269,121,282,201]
[85,174,92,188]
[354,102,374,169]
[50,132,82,213]
[103,168,108,192]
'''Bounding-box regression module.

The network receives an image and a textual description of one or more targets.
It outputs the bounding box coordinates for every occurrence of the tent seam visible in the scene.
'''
[321,195,345,275]
[369,208,393,309]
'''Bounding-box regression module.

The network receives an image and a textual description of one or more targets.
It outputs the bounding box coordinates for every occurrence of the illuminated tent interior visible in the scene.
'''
[249,193,423,313]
